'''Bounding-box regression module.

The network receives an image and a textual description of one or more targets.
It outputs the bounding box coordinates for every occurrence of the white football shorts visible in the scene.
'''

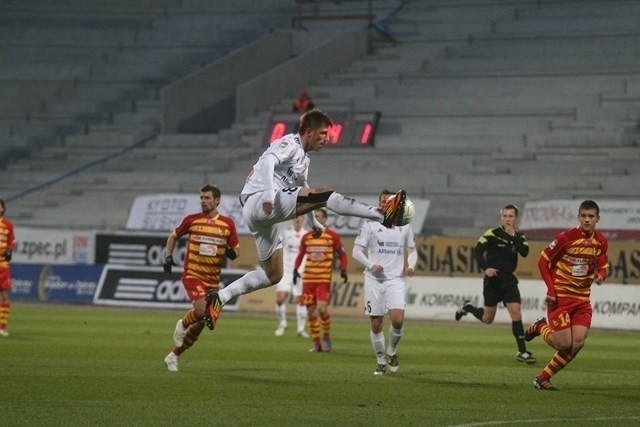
[242,187,301,261]
[363,276,406,316]
[275,274,303,297]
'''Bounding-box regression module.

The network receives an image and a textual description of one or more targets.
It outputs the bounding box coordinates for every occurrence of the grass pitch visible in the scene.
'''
[2,303,639,426]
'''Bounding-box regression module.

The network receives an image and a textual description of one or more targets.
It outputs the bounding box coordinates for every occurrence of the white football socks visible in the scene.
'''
[326,192,383,222]
[388,325,404,356]
[275,303,287,326]
[370,330,386,364]
[296,304,308,333]
[219,269,271,304]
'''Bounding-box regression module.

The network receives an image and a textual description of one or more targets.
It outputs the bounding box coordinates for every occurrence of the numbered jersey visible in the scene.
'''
[172,212,239,285]
[355,222,415,281]
[241,133,309,198]
[297,227,347,285]
[541,226,608,300]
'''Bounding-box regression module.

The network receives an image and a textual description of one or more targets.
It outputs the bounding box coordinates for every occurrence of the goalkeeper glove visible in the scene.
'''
[293,269,300,285]
[225,246,237,260]
[163,256,173,273]
[340,269,348,283]
[4,249,11,262]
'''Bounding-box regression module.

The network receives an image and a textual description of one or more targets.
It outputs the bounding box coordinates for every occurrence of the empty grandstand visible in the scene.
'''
[1,0,638,236]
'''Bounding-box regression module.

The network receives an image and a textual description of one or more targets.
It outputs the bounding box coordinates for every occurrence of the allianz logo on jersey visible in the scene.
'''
[375,240,402,256]
[376,248,400,256]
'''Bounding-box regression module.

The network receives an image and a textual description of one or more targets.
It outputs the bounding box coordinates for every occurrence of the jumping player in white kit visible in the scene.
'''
[352,189,417,375]
[203,109,407,330]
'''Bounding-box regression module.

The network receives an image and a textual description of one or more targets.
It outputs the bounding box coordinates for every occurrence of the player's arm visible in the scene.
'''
[8,222,15,251]
[537,254,557,304]
[405,227,417,276]
[164,232,178,273]
[225,220,240,260]
[595,238,609,285]
[352,243,383,275]
[225,246,239,260]
[352,244,373,269]
[293,236,307,284]
[256,153,279,214]
[334,235,348,283]
[406,246,417,277]
[5,222,15,261]
[475,232,495,276]
[514,232,530,257]
[538,234,567,302]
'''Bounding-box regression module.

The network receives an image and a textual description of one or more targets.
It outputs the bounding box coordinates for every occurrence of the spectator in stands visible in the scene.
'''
[162,184,239,372]
[0,198,16,337]
[201,109,406,332]
[294,209,347,352]
[353,189,417,375]
[455,204,535,364]
[293,88,315,113]
[274,215,309,338]
[526,200,609,391]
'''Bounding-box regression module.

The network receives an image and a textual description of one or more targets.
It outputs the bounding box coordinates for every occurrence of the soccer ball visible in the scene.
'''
[399,197,415,226]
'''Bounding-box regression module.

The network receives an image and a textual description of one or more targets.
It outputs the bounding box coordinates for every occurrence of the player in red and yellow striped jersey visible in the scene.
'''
[294,209,348,352]
[162,185,239,371]
[0,199,16,337]
[525,200,609,390]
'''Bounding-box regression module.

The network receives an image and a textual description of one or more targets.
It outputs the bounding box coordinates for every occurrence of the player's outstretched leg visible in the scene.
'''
[204,290,223,330]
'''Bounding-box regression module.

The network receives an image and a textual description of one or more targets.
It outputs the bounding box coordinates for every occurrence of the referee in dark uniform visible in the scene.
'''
[455,204,536,364]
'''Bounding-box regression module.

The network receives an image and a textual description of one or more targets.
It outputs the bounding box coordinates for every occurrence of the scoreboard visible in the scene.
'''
[266,111,381,147]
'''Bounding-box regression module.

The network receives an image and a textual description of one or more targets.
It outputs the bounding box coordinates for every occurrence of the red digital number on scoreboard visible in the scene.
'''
[269,113,378,147]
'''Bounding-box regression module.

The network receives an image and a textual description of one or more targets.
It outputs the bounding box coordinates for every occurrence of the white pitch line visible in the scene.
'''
[448,416,640,427]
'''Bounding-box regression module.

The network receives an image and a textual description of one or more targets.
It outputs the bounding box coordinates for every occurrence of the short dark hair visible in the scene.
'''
[298,109,333,134]
[200,184,221,198]
[379,189,396,202]
[502,204,519,217]
[579,200,600,215]
[315,208,328,219]
[0,198,5,215]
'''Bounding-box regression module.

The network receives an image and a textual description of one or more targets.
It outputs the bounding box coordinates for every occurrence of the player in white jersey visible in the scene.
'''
[204,109,408,331]
[274,215,309,337]
[352,189,417,376]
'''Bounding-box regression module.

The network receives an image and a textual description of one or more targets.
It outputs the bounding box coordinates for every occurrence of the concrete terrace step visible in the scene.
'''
[349,96,587,112]
[513,1,640,19]
[493,16,640,36]
[373,133,527,150]
[425,56,640,75]
[378,115,571,135]
[445,36,640,59]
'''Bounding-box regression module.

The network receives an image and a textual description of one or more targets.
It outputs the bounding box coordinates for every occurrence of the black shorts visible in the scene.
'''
[482,274,521,307]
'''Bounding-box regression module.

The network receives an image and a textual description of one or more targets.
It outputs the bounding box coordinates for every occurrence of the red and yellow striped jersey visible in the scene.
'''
[172,212,238,286]
[295,227,346,286]
[540,226,609,300]
[0,217,15,271]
